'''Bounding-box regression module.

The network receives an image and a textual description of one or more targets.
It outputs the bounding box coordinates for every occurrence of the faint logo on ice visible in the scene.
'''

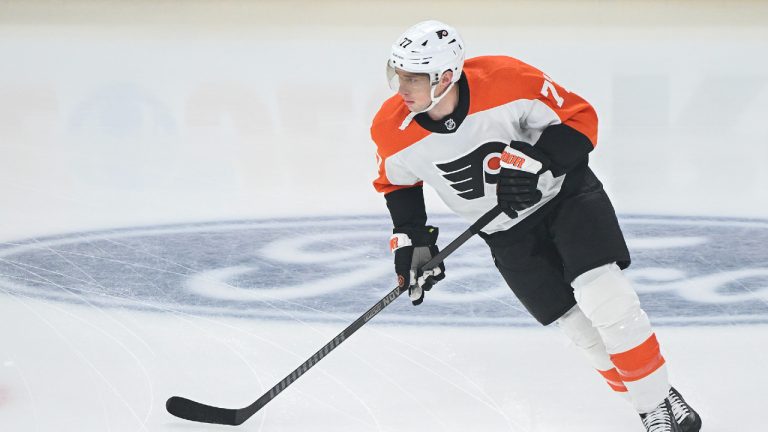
[0,215,766,326]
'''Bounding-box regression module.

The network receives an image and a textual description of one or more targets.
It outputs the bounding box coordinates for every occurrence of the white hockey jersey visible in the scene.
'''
[371,56,598,234]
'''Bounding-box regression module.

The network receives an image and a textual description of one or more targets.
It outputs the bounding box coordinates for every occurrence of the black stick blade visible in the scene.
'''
[166,396,242,426]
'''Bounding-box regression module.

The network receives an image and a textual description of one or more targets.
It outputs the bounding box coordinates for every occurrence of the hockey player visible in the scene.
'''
[371,20,701,432]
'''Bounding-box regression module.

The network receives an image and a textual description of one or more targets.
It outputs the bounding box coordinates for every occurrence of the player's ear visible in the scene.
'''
[440,70,453,84]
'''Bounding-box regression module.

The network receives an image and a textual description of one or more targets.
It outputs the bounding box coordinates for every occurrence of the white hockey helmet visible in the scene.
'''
[386,20,465,98]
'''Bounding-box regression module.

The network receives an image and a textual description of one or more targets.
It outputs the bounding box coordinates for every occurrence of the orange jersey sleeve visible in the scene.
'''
[370,95,431,194]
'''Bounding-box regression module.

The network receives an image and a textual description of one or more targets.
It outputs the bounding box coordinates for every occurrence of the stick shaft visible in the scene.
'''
[241,206,503,419]
[167,206,503,425]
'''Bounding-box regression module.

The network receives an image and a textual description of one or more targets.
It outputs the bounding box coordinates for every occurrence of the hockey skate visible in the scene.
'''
[668,387,702,432]
[640,399,681,432]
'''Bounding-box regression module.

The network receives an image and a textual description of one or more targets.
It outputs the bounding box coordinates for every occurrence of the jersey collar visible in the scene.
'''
[414,73,469,134]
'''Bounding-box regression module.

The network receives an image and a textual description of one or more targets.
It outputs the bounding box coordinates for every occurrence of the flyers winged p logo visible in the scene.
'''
[435,141,507,200]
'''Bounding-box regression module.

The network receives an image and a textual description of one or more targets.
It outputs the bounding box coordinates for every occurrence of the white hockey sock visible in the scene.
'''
[572,263,670,413]
[556,305,629,396]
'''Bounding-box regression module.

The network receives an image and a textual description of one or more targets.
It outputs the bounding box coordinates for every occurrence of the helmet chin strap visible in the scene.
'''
[398,80,457,131]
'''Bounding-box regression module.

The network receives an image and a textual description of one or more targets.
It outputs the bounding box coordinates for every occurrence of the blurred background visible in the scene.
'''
[1,0,767,240]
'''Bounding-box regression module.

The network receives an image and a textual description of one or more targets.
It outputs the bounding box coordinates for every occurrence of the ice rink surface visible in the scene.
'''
[1,1,768,431]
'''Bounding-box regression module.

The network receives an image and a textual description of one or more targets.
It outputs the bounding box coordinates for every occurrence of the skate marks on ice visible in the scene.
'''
[0,214,766,326]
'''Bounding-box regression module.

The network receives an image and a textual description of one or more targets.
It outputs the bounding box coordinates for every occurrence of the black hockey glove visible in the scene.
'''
[390,225,445,305]
[497,140,551,218]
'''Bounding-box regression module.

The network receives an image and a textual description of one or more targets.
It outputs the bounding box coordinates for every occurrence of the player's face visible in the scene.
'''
[394,70,432,111]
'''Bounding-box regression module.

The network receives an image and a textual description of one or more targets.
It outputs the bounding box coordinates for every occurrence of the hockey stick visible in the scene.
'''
[166,206,504,426]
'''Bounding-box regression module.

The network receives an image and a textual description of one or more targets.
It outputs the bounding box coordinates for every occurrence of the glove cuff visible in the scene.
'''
[501,145,547,174]
[505,140,551,174]
[389,233,412,252]
[391,225,439,251]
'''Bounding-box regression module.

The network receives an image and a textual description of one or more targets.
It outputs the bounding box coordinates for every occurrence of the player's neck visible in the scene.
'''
[426,84,459,121]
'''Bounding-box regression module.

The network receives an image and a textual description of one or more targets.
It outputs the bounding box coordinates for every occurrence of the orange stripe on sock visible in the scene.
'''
[598,368,628,392]
[610,333,666,382]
